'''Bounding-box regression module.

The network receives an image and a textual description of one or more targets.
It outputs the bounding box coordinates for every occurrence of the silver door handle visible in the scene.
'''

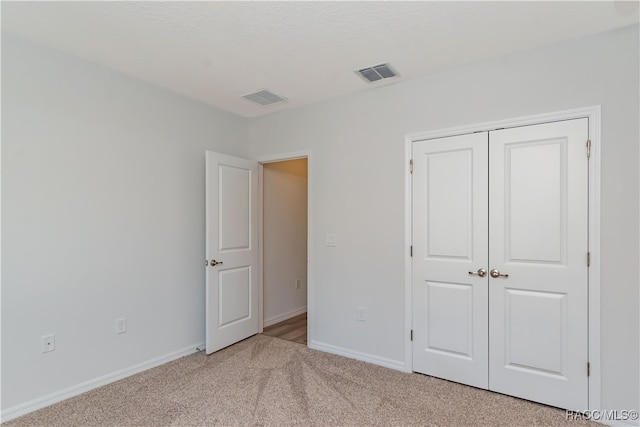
[490,269,509,278]
[210,259,223,267]
[468,268,487,278]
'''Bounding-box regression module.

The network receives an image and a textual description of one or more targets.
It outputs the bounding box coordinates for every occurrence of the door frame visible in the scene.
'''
[404,106,601,410]
[254,150,313,345]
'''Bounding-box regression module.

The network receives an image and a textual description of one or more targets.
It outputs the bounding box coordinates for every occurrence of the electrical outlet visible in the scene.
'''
[116,317,127,334]
[295,279,301,289]
[357,308,365,322]
[42,334,55,353]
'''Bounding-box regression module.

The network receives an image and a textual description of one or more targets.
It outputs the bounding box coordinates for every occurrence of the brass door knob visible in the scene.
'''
[490,269,509,278]
[210,259,223,267]
[468,268,487,278]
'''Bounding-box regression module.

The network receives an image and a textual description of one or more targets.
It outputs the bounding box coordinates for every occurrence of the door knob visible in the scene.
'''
[468,268,487,278]
[210,259,223,267]
[490,269,509,278]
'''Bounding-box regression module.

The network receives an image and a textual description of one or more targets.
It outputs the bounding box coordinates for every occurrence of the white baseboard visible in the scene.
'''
[0,342,205,423]
[263,306,307,328]
[309,340,405,372]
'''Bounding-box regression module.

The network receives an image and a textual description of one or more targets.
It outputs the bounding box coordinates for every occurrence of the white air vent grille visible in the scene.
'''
[242,89,287,106]
[356,63,398,83]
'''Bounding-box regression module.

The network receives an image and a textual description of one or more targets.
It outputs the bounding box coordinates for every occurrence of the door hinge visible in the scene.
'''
[410,329,413,341]
[586,139,591,159]
[410,245,413,257]
[409,159,413,174]
[587,362,591,376]
[587,252,591,267]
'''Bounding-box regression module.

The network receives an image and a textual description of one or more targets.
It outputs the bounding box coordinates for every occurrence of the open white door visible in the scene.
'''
[206,151,259,354]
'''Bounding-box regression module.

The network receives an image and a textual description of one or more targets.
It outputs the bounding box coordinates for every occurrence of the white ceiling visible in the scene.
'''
[2,1,638,118]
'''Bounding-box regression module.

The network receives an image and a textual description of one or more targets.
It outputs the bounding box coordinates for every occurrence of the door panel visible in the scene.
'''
[505,140,566,263]
[206,152,259,354]
[504,289,567,376]
[219,165,251,250]
[425,281,474,357]
[412,133,489,389]
[218,267,251,327]
[425,149,476,260]
[489,119,588,410]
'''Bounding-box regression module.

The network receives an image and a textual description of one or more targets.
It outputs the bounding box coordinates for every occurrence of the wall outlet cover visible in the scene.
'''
[42,334,55,353]
[116,317,127,334]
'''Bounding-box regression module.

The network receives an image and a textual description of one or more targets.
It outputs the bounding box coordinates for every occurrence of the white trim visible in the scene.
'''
[0,342,204,423]
[309,340,405,372]
[254,150,310,163]
[587,106,602,412]
[258,164,265,332]
[406,106,602,142]
[263,306,307,328]
[403,138,413,373]
[254,150,313,346]
[404,106,601,410]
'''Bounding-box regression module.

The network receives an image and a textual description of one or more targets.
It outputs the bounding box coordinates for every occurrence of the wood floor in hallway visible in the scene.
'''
[262,313,307,345]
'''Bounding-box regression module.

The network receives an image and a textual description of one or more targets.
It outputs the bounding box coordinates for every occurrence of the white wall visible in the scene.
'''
[1,34,248,412]
[248,25,640,414]
[262,159,308,326]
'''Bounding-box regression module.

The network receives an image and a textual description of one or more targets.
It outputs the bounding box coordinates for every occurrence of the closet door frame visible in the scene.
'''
[403,105,601,411]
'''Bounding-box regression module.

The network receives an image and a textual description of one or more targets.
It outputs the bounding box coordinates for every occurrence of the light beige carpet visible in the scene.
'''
[4,334,598,426]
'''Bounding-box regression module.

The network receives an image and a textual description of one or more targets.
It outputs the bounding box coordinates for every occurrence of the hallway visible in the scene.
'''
[262,313,307,345]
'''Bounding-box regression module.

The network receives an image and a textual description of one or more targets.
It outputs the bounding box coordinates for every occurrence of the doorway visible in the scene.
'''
[260,156,309,345]
[205,151,311,353]
[262,312,307,345]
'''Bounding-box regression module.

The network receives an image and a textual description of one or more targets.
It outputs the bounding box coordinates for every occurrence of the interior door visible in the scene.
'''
[488,119,589,410]
[412,118,589,411]
[205,151,259,354]
[412,132,489,389]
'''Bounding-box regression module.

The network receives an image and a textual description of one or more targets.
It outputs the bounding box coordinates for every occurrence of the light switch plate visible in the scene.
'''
[325,233,337,247]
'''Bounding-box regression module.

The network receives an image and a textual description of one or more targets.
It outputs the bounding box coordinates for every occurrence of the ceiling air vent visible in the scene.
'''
[242,89,287,106]
[356,63,398,83]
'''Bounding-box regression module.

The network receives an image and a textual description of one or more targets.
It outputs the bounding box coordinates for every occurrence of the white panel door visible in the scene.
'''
[412,132,489,389]
[205,151,259,354]
[412,118,589,411]
[488,119,589,410]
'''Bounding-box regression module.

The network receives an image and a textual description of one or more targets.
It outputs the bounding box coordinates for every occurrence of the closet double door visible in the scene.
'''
[412,119,589,411]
